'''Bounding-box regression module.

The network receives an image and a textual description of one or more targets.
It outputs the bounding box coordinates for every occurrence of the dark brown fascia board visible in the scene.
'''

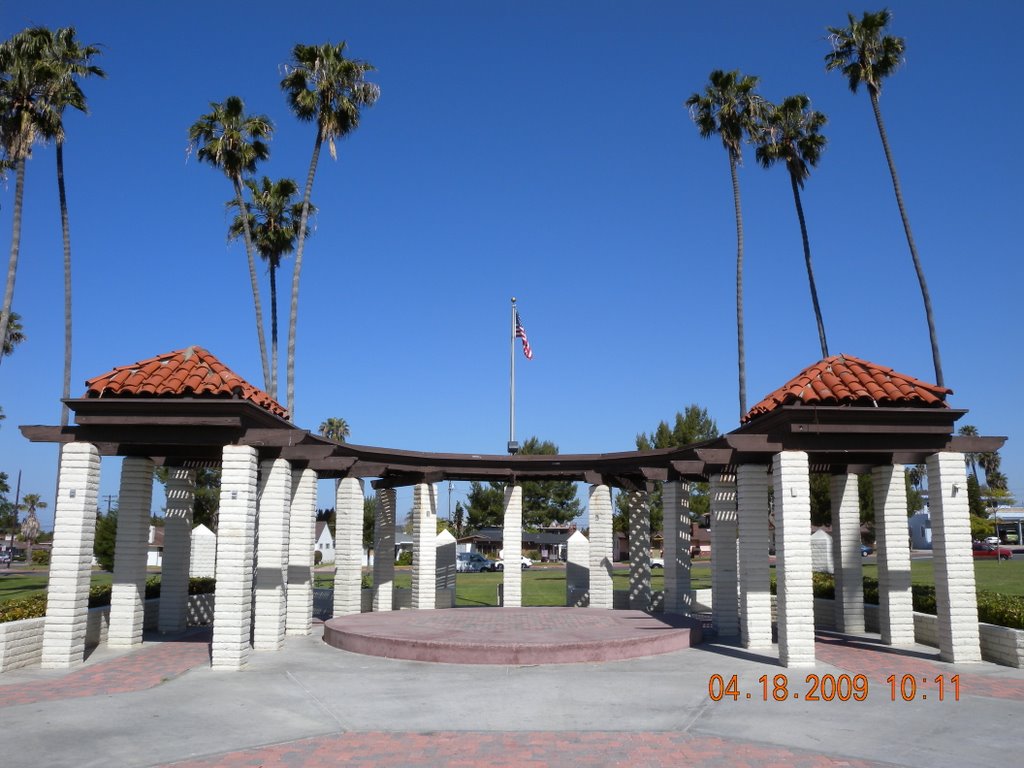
[949,435,1007,452]
[738,405,966,434]
[66,397,292,429]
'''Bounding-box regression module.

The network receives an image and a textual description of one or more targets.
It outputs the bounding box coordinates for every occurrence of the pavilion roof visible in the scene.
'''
[83,346,288,420]
[744,354,951,423]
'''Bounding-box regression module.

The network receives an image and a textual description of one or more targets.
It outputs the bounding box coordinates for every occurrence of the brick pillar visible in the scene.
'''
[253,458,292,650]
[373,488,396,612]
[566,530,590,606]
[710,473,738,637]
[874,464,915,646]
[662,481,692,615]
[108,457,155,648]
[502,485,523,607]
[159,468,195,634]
[411,482,437,609]
[831,473,864,633]
[774,451,815,667]
[42,443,101,668]
[211,445,258,670]
[286,468,316,635]
[737,464,772,649]
[928,452,982,662]
[588,484,614,609]
[628,490,652,611]
[333,476,364,617]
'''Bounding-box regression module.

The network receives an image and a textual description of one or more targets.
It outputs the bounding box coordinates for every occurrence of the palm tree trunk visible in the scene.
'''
[269,262,278,400]
[789,172,828,359]
[869,89,944,386]
[730,153,747,420]
[0,157,27,365]
[232,174,272,393]
[287,128,324,418]
[57,141,73,426]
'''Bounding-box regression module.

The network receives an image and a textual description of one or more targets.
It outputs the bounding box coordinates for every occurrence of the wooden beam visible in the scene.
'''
[949,435,1007,452]
[73,414,243,428]
[640,466,668,482]
[789,422,952,435]
[725,434,784,452]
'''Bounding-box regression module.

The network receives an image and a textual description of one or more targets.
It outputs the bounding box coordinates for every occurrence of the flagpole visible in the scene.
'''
[508,297,518,455]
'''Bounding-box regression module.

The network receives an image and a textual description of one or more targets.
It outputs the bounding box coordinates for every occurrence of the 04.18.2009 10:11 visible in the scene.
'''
[708,673,961,702]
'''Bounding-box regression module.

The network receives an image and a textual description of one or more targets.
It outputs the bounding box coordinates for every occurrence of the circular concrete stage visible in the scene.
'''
[323,607,702,665]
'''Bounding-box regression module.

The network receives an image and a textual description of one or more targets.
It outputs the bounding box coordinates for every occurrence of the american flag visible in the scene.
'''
[515,310,533,360]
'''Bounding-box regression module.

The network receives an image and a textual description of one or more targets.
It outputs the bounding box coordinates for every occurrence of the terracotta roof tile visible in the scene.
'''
[84,346,289,420]
[744,354,952,423]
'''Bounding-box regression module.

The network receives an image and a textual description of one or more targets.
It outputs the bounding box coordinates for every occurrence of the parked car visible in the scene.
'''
[495,555,532,571]
[457,552,497,572]
[0,551,11,566]
[972,542,1013,560]
[650,558,664,569]
[984,536,1001,546]
[860,544,874,557]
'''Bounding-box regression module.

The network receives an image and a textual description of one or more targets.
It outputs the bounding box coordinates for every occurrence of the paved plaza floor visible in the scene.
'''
[2,617,1023,767]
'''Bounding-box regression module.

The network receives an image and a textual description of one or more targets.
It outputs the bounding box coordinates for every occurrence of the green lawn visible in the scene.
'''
[0,570,113,604]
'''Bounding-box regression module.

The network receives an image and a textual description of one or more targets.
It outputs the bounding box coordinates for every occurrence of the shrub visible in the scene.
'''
[314,550,323,566]
[189,577,216,595]
[396,551,413,566]
[0,593,47,623]
[31,550,51,566]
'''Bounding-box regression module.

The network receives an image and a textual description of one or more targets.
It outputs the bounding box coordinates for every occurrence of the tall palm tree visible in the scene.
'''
[17,492,45,565]
[0,28,55,367]
[188,96,274,391]
[281,41,379,417]
[319,417,350,442]
[754,95,829,358]
[228,176,314,399]
[39,27,105,426]
[825,10,943,386]
[686,70,763,420]
[0,309,25,364]
[957,424,980,481]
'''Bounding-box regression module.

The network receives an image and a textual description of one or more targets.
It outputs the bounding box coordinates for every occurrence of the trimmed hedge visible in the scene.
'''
[1,576,217,624]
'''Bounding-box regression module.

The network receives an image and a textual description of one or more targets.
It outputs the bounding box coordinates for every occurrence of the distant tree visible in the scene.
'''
[316,506,336,538]
[966,474,986,518]
[363,495,374,549]
[957,424,980,481]
[280,40,380,415]
[754,94,829,358]
[154,466,220,531]
[825,9,943,386]
[465,481,504,532]
[17,491,44,564]
[686,70,764,419]
[319,417,349,442]
[453,500,466,538]
[94,509,117,570]
[0,310,25,365]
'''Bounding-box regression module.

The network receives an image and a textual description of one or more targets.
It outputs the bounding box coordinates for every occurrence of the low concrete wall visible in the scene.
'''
[815,597,1024,668]
[0,594,216,674]
[568,588,713,614]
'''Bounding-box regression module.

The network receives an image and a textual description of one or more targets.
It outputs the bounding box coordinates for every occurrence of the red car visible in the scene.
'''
[972,542,1013,560]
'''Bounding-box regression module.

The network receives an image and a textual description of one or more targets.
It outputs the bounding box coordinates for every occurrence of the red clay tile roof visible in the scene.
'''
[744,354,952,423]
[84,346,289,420]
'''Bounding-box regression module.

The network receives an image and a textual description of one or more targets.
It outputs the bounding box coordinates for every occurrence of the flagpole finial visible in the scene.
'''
[511,297,517,304]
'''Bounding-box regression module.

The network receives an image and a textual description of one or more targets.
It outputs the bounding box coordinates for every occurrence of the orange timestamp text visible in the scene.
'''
[708,673,961,702]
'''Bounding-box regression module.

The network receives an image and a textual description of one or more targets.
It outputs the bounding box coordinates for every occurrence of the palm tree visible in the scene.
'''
[825,10,943,386]
[957,424,980,481]
[38,27,105,426]
[686,70,763,419]
[280,41,380,416]
[188,96,274,392]
[0,309,25,364]
[17,492,45,565]
[228,176,314,399]
[0,28,54,368]
[754,95,829,358]
[319,417,350,442]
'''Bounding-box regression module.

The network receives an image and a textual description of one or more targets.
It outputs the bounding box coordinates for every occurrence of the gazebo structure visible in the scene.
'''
[20,348,1005,670]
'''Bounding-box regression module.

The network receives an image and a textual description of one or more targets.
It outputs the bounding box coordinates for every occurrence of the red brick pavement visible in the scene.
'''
[0,629,211,708]
[158,731,888,768]
[814,632,1024,701]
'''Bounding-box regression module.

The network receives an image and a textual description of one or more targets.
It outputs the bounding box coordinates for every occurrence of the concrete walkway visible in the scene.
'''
[2,620,1023,767]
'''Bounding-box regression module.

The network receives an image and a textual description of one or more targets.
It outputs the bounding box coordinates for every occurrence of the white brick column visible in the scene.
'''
[710,473,739,637]
[928,452,982,662]
[774,451,815,667]
[411,482,437,610]
[253,458,292,650]
[662,481,692,615]
[874,464,915,646]
[42,443,101,668]
[737,465,772,649]
[831,473,864,633]
[566,530,590,606]
[588,484,614,610]
[373,488,396,612]
[333,476,364,617]
[159,468,195,634]
[502,485,524,608]
[627,490,652,611]
[211,445,258,670]
[286,468,316,635]
[108,457,155,648]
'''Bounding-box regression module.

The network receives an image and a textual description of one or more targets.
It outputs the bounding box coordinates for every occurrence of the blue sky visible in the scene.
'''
[2,1,1022,528]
